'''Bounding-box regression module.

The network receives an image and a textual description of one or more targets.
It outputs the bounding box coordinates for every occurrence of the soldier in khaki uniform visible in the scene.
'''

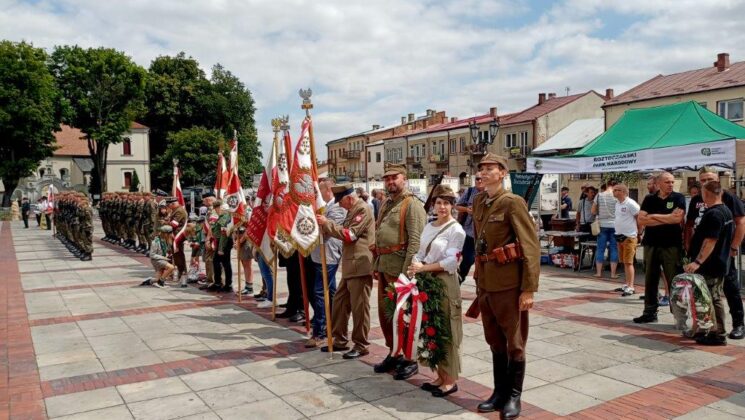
[372,163,427,379]
[472,154,540,418]
[316,184,376,360]
[167,197,189,282]
[78,194,94,261]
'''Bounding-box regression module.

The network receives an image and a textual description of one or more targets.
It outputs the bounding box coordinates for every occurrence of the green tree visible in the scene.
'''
[130,170,141,192]
[0,41,62,207]
[199,64,261,181]
[158,127,225,187]
[49,45,146,195]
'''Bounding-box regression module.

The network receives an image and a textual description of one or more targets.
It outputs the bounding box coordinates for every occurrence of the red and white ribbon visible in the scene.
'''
[392,274,424,360]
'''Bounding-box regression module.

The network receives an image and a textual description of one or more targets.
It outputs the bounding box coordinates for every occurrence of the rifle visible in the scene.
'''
[423,174,445,214]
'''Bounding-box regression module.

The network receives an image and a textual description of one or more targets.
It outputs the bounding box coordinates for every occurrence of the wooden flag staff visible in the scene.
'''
[271,118,282,321]
[300,88,334,358]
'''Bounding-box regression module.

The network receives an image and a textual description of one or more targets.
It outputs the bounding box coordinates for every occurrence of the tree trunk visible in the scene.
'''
[1,179,18,208]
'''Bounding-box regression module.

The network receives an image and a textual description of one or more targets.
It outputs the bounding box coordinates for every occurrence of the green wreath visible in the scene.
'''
[383,272,451,369]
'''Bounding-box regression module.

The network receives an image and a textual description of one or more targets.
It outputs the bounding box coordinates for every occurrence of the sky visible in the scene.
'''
[2,0,745,162]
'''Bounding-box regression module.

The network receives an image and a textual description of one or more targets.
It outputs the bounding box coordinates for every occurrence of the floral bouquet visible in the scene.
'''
[670,273,715,336]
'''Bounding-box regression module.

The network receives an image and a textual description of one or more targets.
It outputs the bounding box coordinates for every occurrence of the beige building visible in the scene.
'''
[365,140,385,179]
[11,122,151,201]
[603,52,745,193]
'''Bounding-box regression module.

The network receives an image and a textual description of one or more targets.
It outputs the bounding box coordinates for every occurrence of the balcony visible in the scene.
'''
[469,144,487,156]
[429,154,449,169]
[343,150,361,159]
[507,145,532,159]
[406,156,422,167]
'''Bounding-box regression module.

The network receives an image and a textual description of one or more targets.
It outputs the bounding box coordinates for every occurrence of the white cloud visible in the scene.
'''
[1,0,744,163]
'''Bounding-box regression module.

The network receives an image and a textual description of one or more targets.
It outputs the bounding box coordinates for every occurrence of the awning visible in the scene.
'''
[532,118,604,155]
[527,101,745,173]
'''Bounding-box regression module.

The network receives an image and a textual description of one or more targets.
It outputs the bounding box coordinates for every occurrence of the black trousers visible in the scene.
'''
[22,213,29,228]
[458,235,475,284]
[36,214,41,226]
[213,242,233,287]
[282,252,310,314]
[724,257,744,327]
[45,214,51,230]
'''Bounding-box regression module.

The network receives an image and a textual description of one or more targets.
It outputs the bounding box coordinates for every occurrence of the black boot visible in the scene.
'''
[478,352,508,413]
[501,360,526,420]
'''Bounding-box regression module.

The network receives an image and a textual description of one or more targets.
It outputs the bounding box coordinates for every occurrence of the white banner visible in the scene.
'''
[367,180,384,192]
[407,179,428,202]
[440,177,460,194]
[527,140,736,174]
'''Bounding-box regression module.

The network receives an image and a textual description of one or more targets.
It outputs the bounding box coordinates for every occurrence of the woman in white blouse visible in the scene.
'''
[407,184,466,397]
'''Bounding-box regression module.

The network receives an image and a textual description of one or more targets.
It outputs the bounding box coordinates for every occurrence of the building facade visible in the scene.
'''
[11,122,151,201]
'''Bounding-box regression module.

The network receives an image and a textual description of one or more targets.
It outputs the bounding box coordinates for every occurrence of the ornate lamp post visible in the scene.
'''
[468,115,499,175]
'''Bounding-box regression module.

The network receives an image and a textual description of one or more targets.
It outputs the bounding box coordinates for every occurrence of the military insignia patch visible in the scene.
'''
[666,202,674,209]
[354,214,362,222]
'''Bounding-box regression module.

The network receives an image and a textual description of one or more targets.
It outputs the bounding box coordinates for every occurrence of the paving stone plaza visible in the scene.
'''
[4,219,745,419]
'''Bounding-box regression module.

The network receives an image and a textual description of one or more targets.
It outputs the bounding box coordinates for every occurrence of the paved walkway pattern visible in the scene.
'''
[4,219,745,419]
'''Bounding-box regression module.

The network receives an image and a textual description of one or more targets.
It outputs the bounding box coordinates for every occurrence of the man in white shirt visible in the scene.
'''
[613,184,640,296]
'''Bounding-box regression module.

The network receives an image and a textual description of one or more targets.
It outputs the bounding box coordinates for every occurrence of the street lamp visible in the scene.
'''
[469,117,499,146]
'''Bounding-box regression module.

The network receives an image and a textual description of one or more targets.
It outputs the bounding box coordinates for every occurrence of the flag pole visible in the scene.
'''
[233,131,242,304]
[282,119,311,335]
[300,88,333,358]
[271,120,281,321]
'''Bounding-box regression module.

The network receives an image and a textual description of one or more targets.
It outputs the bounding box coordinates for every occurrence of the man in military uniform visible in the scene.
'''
[372,163,427,379]
[199,192,217,290]
[316,184,375,359]
[167,197,189,283]
[210,200,233,292]
[78,194,93,261]
[473,154,540,418]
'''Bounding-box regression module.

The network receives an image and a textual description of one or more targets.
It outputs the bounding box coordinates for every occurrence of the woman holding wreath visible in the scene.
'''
[407,184,466,397]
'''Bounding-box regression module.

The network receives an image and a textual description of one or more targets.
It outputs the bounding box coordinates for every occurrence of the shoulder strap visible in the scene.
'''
[398,197,412,246]
[424,220,457,255]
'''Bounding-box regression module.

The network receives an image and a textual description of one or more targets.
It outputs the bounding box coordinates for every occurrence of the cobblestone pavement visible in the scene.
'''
[4,219,745,419]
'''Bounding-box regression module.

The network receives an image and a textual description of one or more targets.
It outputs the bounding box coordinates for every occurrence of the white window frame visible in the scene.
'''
[718,99,744,121]
[505,133,518,148]
[519,131,529,147]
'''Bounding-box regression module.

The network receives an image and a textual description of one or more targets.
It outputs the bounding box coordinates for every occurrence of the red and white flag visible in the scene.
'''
[214,152,229,199]
[266,129,295,257]
[278,117,325,256]
[172,163,185,206]
[247,137,276,263]
[46,185,56,214]
[224,139,247,225]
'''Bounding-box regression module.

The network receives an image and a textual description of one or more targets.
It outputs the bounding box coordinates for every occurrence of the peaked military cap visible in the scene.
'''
[383,163,407,178]
[477,153,509,170]
[331,183,354,203]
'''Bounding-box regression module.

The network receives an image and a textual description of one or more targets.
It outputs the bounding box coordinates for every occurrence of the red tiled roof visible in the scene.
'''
[52,122,146,156]
[53,125,89,156]
[501,92,596,125]
[605,60,745,107]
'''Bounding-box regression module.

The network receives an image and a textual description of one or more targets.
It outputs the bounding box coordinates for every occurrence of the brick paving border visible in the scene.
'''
[0,222,47,419]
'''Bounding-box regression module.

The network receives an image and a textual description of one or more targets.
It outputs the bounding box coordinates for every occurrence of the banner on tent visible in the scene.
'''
[510,173,543,208]
[527,140,736,174]
[440,177,460,194]
[407,179,428,202]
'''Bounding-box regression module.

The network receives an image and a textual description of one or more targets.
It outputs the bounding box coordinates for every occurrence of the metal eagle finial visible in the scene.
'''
[271,118,281,133]
[299,88,313,110]
[280,115,290,132]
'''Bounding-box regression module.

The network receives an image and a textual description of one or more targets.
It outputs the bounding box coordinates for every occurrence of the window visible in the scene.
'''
[368,151,371,162]
[479,131,489,143]
[718,99,743,121]
[122,137,132,156]
[450,139,456,154]
[376,152,381,162]
[59,168,68,179]
[431,141,437,155]
[440,142,445,157]
[123,171,132,188]
[460,137,466,153]
[519,131,529,146]
[505,133,518,148]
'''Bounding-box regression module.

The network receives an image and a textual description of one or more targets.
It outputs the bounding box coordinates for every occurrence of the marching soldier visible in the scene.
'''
[316,184,375,359]
[472,154,540,418]
[78,194,93,261]
[372,163,427,379]
[136,193,149,254]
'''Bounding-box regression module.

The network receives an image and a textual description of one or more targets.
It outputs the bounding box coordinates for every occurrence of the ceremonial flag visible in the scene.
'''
[247,137,276,263]
[46,185,56,214]
[279,117,325,256]
[214,152,229,198]
[266,129,295,257]
[224,138,247,225]
[172,163,185,206]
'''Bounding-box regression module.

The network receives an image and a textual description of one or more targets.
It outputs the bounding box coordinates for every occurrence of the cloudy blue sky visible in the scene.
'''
[2,0,745,161]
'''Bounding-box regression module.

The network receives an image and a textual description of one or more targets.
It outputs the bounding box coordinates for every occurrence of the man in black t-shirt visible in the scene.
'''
[684,181,734,345]
[634,172,686,323]
[685,168,745,339]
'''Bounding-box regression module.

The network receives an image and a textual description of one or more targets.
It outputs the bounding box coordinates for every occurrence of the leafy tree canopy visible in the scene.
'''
[158,127,226,187]
[0,40,61,206]
[49,45,146,194]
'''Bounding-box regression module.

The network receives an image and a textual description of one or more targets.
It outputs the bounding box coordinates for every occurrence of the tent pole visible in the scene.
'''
[736,162,741,285]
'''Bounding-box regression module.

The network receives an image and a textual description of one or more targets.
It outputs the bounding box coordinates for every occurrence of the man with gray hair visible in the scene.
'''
[634,172,686,323]
[685,168,745,339]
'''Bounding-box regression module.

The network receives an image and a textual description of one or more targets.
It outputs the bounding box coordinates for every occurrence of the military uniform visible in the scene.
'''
[53,192,94,261]
[322,184,375,359]
[211,206,233,291]
[168,199,189,279]
[472,154,540,417]
[372,164,427,370]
